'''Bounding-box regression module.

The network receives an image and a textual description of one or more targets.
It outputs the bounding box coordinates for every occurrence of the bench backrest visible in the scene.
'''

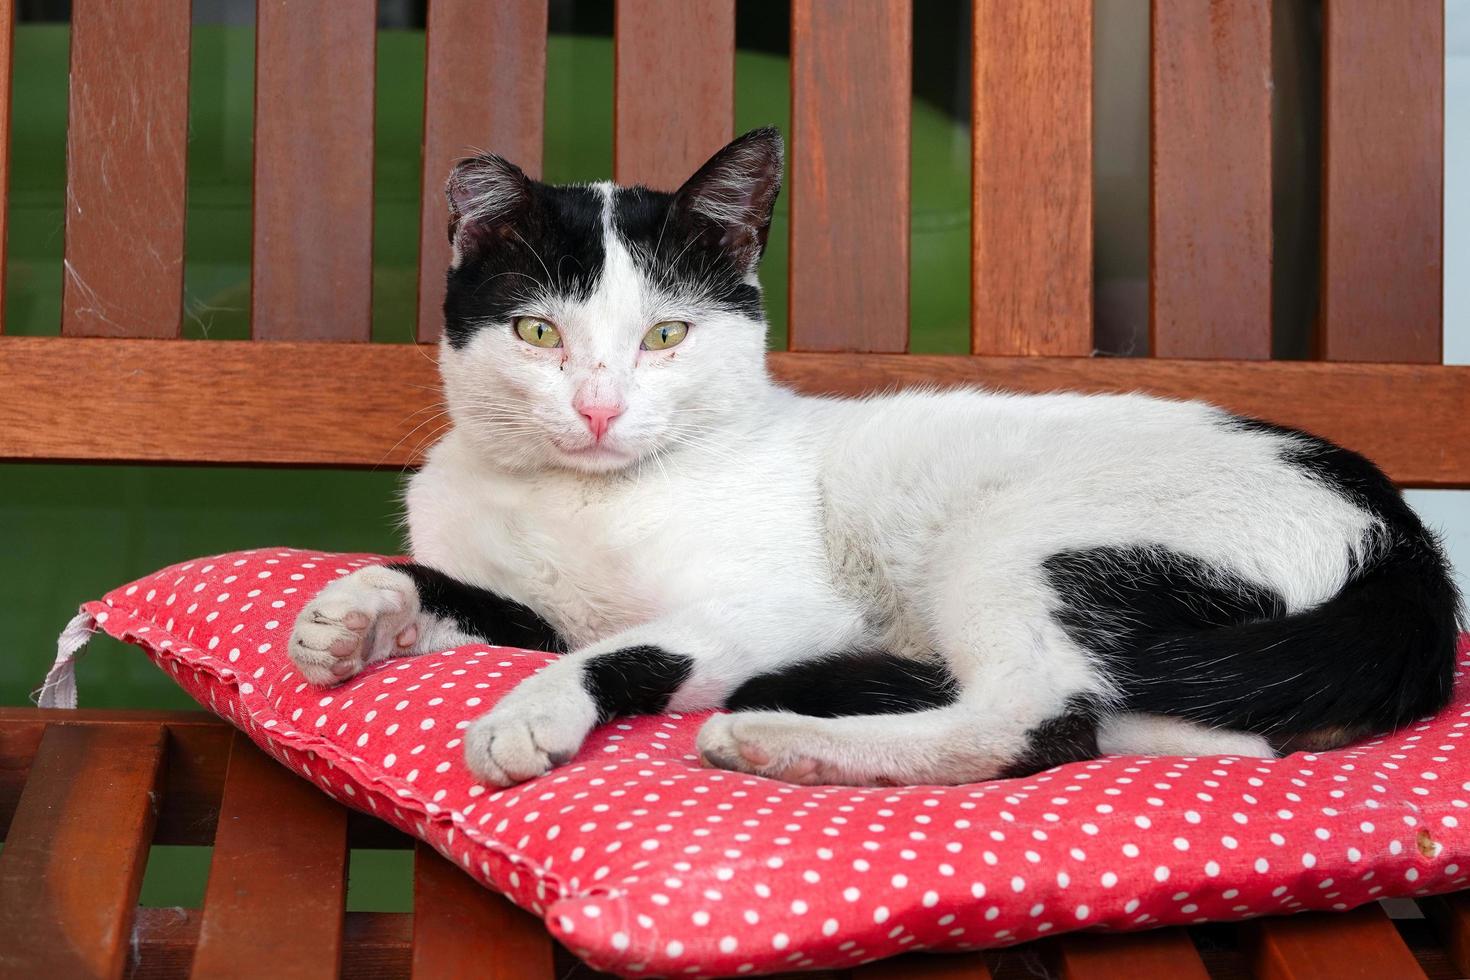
[0,1,1464,487]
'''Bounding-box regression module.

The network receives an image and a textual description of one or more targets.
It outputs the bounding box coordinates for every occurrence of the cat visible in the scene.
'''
[288,127,1464,788]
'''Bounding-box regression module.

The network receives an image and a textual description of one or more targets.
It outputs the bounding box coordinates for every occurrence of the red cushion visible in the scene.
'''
[53,548,1470,975]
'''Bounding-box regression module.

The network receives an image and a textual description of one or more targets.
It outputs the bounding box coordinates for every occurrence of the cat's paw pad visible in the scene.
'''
[464,691,594,787]
[288,565,420,686]
[696,712,827,784]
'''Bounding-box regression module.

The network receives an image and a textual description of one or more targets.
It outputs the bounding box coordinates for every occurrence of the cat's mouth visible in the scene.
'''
[548,435,636,470]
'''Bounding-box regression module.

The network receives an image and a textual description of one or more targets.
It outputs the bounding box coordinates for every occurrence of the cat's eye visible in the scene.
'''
[642,320,689,351]
[513,317,562,348]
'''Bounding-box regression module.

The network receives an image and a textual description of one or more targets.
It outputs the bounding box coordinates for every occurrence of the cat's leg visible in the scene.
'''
[462,589,871,786]
[1097,713,1275,758]
[288,563,560,686]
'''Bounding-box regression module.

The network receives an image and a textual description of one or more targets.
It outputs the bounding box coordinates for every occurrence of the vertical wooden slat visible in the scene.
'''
[192,733,348,978]
[614,0,735,190]
[789,0,911,353]
[971,0,1093,357]
[410,843,555,979]
[0,0,13,331]
[1054,929,1211,979]
[1320,1,1443,362]
[1252,905,1427,979]
[60,0,191,338]
[416,0,547,344]
[253,0,376,341]
[0,723,164,978]
[1150,0,1272,359]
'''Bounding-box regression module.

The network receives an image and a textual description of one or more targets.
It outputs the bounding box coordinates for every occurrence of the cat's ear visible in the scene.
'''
[673,127,783,273]
[445,154,533,264]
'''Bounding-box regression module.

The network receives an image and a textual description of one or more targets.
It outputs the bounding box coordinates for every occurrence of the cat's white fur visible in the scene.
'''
[291,182,1377,787]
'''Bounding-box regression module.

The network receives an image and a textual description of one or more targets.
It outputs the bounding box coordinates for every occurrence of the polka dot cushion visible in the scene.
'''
[48,549,1470,976]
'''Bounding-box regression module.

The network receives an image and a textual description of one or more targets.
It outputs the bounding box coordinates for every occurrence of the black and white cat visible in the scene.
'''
[289,128,1463,788]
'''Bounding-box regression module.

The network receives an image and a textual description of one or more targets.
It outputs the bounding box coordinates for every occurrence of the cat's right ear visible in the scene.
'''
[445,154,533,265]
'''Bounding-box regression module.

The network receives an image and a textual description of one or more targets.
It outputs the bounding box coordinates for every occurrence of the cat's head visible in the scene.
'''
[437,127,783,475]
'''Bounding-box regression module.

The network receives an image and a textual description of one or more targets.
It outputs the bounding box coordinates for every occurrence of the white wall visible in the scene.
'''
[1403,1,1470,600]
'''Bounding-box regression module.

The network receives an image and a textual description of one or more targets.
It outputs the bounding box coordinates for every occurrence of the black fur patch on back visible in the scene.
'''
[443,183,607,349]
[997,696,1101,779]
[396,563,561,652]
[1045,547,1286,662]
[726,651,958,717]
[582,645,694,723]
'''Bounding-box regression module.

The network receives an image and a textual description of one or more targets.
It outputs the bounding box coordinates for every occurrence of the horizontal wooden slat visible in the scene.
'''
[134,908,413,980]
[0,723,164,978]
[193,732,349,978]
[1252,905,1427,979]
[2,338,1468,486]
[61,0,191,339]
[417,0,547,343]
[0,708,411,849]
[411,843,555,979]
[852,951,992,978]
[971,0,1093,356]
[1054,929,1210,979]
[613,0,734,190]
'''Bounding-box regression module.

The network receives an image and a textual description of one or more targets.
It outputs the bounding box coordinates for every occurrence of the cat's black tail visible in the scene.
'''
[1117,529,1463,747]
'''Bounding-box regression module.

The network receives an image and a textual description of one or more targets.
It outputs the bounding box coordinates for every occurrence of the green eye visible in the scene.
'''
[642,320,689,351]
[513,317,562,348]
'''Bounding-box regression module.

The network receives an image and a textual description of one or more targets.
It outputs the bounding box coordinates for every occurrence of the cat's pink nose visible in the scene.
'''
[577,403,624,442]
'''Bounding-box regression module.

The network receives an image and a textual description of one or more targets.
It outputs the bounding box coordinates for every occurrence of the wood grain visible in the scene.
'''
[971,0,1093,356]
[2,337,1469,485]
[60,0,191,338]
[1423,892,1470,978]
[789,0,911,353]
[0,723,164,978]
[614,0,734,190]
[411,843,555,978]
[1054,929,1210,979]
[192,732,349,978]
[1320,1,1443,362]
[1150,0,1272,359]
[0,0,12,331]
[253,0,376,340]
[851,951,992,978]
[1252,905,1427,979]
[417,0,547,343]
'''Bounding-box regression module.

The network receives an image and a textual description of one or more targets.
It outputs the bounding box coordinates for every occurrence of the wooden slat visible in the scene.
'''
[1150,0,1272,359]
[1054,929,1210,979]
[789,0,911,353]
[0,0,12,330]
[852,951,992,978]
[411,843,555,979]
[192,732,348,978]
[2,337,1470,486]
[613,0,735,190]
[1423,892,1470,979]
[1252,905,1427,979]
[60,0,191,338]
[253,0,376,341]
[971,0,1093,357]
[1320,1,1443,362]
[0,723,164,978]
[416,0,547,343]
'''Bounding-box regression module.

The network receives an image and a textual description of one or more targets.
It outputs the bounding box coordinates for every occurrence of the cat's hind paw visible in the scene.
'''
[696,712,829,785]
[288,565,421,686]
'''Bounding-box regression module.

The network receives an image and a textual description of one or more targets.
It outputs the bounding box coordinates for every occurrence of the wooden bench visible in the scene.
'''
[0,1,1465,977]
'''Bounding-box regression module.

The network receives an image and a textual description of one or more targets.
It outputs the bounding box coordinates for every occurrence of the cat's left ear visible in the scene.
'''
[673,127,784,273]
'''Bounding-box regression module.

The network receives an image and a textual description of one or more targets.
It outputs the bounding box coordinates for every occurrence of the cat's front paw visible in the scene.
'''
[464,676,598,786]
[288,565,421,686]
